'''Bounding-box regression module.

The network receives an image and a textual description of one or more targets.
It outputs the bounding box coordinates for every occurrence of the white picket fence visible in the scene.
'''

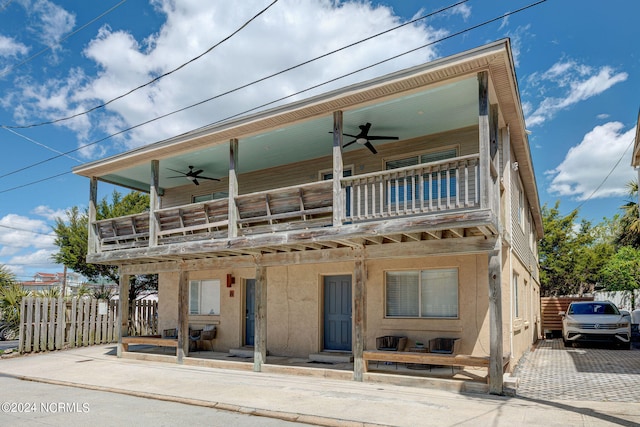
[18,297,157,353]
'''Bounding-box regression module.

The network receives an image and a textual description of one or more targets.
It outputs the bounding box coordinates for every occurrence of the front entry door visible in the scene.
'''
[245,279,255,346]
[323,275,352,351]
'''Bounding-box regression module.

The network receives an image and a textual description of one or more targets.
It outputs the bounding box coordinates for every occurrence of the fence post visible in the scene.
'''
[56,296,64,350]
[49,297,57,350]
[33,297,41,353]
[18,297,26,353]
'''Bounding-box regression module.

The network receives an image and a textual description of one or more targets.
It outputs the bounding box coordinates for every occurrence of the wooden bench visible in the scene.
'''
[121,335,179,354]
[363,350,510,382]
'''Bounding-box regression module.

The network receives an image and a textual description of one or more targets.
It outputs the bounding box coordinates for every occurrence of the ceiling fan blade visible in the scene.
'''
[364,141,378,154]
[198,176,220,181]
[192,178,200,185]
[166,168,186,175]
[191,169,204,176]
[367,135,399,141]
[167,175,185,179]
[343,140,357,148]
[359,122,372,136]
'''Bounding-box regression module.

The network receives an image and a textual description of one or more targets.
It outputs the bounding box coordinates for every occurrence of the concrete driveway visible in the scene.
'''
[513,339,640,402]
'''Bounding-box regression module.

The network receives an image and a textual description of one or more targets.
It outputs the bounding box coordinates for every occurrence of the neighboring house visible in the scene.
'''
[21,271,83,295]
[72,39,542,394]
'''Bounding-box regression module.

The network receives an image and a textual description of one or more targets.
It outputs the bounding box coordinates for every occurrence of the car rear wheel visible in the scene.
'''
[619,342,631,350]
[563,339,572,348]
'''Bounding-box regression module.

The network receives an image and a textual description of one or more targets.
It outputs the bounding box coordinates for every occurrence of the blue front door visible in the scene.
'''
[323,275,352,351]
[245,279,255,346]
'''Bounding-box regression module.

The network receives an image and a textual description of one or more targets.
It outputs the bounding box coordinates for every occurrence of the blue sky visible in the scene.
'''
[0,0,638,282]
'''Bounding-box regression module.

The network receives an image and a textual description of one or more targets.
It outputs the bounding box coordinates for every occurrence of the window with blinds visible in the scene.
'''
[189,279,221,315]
[386,149,458,202]
[385,268,458,318]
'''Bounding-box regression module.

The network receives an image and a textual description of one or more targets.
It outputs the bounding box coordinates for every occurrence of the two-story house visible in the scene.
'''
[73,39,542,394]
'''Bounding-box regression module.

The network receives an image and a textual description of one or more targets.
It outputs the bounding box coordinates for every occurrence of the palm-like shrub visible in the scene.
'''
[0,283,29,339]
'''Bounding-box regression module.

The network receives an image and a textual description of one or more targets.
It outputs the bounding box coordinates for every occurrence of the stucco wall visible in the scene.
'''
[155,254,529,360]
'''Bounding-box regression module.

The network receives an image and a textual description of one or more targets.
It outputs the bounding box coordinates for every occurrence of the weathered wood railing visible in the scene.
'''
[91,156,484,252]
[341,155,480,222]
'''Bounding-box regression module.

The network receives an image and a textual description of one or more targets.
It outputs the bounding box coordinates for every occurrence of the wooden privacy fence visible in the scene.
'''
[541,296,593,335]
[18,297,158,354]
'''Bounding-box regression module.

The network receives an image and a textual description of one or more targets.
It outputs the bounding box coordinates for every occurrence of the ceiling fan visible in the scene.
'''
[339,122,399,154]
[166,166,219,186]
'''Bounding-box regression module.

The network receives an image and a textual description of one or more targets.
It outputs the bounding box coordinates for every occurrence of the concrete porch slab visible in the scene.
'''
[229,347,255,358]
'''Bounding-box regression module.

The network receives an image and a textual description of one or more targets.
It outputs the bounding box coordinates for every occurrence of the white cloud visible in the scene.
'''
[29,0,76,51]
[546,122,637,201]
[7,0,448,155]
[503,25,531,67]
[597,113,610,120]
[0,35,29,58]
[0,214,56,252]
[450,4,471,21]
[32,205,67,221]
[525,60,627,127]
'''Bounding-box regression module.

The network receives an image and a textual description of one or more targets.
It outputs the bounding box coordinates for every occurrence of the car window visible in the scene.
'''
[568,303,619,315]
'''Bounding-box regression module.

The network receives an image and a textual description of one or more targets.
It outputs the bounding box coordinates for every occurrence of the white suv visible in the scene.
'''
[560,301,631,349]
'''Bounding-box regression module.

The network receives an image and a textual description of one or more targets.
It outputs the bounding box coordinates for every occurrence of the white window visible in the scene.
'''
[193,192,229,203]
[385,269,458,318]
[513,273,520,318]
[189,279,220,315]
[385,149,458,203]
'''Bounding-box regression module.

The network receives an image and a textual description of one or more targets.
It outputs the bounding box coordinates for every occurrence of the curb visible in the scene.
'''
[4,372,388,427]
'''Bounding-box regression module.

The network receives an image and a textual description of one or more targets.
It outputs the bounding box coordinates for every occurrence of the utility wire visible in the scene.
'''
[0,0,546,194]
[571,136,636,214]
[0,0,476,180]
[2,0,280,128]
[0,223,56,236]
[0,0,129,79]
[1,127,83,167]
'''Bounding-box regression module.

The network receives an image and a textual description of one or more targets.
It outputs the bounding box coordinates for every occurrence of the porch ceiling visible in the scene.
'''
[97,77,478,192]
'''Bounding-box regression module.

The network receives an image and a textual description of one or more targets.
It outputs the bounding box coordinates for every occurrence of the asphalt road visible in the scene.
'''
[0,376,309,427]
[0,340,18,352]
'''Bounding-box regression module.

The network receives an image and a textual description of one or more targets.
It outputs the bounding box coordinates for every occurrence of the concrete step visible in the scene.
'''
[309,352,353,364]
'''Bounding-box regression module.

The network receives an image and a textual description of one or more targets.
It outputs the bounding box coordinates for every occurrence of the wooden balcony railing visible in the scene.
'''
[91,155,483,253]
[341,155,480,222]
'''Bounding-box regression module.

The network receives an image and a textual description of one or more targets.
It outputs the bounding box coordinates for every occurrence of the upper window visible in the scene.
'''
[385,149,458,203]
[192,192,229,203]
[189,279,220,315]
[385,269,458,318]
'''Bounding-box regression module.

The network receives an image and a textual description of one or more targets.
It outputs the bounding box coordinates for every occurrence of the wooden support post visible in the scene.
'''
[332,110,344,226]
[149,160,160,247]
[228,138,239,238]
[353,250,366,381]
[88,177,98,254]
[478,71,490,210]
[488,241,504,395]
[117,271,130,357]
[177,268,189,363]
[253,262,267,372]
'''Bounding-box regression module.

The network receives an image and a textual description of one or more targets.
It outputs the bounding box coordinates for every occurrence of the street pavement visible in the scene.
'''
[0,342,638,426]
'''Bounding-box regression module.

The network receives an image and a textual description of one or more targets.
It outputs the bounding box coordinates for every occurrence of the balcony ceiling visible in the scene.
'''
[98,77,479,192]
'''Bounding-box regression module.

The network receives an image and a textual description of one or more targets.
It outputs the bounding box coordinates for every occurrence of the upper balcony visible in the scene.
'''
[75,40,538,265]
[88,151,499,264]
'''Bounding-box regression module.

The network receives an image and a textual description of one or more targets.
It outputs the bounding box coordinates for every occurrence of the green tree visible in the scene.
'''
[52,190,157,302]
[539,201,614,296]
[615,181,640,248]
[599,246,640,309]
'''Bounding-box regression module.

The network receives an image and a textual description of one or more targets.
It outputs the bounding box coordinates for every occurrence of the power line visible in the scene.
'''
[0,0,129,79]
[572,136,636,214]
[2,0,280,129]
[1,127,83,167]
[0,0,547,194]
[0,0,477,181]
[0,223,56,236]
